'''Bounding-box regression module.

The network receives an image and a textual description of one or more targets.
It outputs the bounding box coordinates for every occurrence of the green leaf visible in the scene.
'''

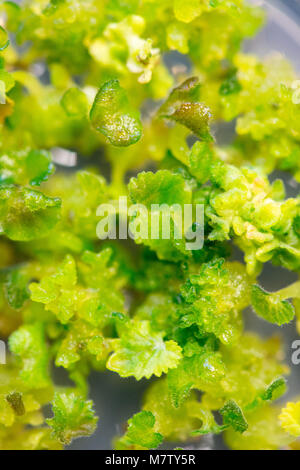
[188,141,214,183]
[129,169,192,208]
[251,284,295,325]
[116,411,163,450]
[80,247,121,289]
[0,185,61,241]
[168,352,226,408]
[178,260,250,345]
[107,319,182,380]
[90,79,142,147]
[78,248,125,327]
[220,400,248,433]
[3,266,30,309]
[159,77,213,141]
[0,149,54,186]
[261,377,287,402]
[30,255,78,324]
[245,377,287,412]
[55,319,113,368]
[9,323,50,389]
[190,408,225,435]
[128,169,192,261]
[46,392,98,445]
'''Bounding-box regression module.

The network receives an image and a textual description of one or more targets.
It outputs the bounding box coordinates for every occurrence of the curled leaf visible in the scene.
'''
[220,400,248,434]
[251,284,295,325]
[159,77,212,141]
[90,79,142,147]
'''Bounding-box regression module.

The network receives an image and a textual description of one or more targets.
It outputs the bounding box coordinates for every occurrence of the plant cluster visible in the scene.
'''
[0,0,300,450]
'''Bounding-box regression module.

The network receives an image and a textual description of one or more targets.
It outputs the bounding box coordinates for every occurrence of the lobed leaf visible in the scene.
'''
[46,392,98,445]
[107,318,182,380]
